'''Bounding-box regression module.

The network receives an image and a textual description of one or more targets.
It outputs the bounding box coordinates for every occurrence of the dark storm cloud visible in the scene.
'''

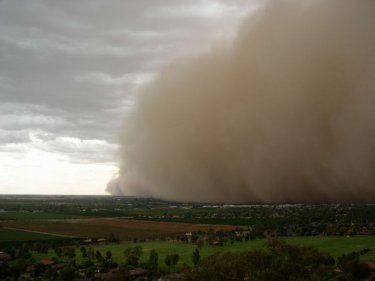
[0,0,257,163]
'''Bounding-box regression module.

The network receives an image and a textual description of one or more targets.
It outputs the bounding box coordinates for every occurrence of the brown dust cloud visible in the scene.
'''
[107,0,375,203]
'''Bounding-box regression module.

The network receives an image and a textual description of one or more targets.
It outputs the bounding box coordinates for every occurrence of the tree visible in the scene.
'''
[147,250,158,277]
[192,248,200,266]
[172,254,179,265]
[197,240,204,249]
[0,261,10,279]
[32,242,46,254]
[33,242,43,253]
[45,268,58,280]
[84,267,95,279]
[96,250,103,262]
[87,247,95,260]
[63,247,76,260]
[106,250,112,260]
[165,254,179,272]
[124,246,143,266]
[59,266,77,281]
[184,241,338,281]
[115,263,130,280]
[9,259,26,280]
[80,247,87,258]
[337,252,370,280]
[19,244,31,259]
[34,262,46,277]
[3,247,15,259]
[54,247,63,258]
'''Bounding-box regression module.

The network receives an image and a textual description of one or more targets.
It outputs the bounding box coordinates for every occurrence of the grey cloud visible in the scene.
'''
[33,136,118,164]
[0,0,260,166]
[0,129,30,144]
[0,112,70,132]
[76,72,155,87]
[0,143,29,154]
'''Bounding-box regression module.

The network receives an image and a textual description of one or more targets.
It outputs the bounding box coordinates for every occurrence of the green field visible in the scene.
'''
[0,228,66,243]
[105,236,375,265]
[39,236,375,268]
[0,211,87,220]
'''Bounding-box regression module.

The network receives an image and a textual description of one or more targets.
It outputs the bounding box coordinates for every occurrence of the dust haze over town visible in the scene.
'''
[108,0,375,203]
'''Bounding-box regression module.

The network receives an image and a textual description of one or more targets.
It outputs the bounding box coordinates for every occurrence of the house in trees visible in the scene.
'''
[158,273,183,281]
[0,251,10,261]
[129,268,148,280]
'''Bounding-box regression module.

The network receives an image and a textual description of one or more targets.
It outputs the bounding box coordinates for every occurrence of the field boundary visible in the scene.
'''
[3,226,77,238]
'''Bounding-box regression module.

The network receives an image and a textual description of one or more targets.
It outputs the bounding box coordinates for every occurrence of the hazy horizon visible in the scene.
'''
[1,0,374,202]
[0,0,260,195]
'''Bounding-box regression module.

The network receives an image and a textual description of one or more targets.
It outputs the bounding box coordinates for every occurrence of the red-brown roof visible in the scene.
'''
[40,259,55,266]
[129,268,147,276]
[51,263,65,270]
[368,262,375,270]
[0,252,10,260]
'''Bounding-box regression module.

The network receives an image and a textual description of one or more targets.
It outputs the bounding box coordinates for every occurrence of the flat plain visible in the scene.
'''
[0,228,66,243]
[34,236,375,268]
[2,196,375,273]
[91,236,375,264]
[1,218,237,240]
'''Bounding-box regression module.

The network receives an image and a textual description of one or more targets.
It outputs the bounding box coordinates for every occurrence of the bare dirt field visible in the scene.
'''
[0,218,237,241]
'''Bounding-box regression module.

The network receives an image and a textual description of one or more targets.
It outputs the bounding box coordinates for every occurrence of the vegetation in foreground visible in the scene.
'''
[185,239,371,281]
[1,195,375,280]
[1,238,374,281]
[37,236,375,266]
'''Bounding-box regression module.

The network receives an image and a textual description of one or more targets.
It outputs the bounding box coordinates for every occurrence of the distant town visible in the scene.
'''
[1,195,375,280]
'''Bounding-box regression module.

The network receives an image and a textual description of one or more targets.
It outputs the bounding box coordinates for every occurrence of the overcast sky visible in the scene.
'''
[0,0,261,195]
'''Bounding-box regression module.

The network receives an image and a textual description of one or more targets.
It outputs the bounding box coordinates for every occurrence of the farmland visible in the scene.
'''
[0,228,66,243]
[94,235,375,263]
[98,236,375,263]
[2,195,375,238]
[1,196,375,280]
[2,195,375,242]
[0,211,87,221]
[1,218,237,241]
[35,236,375,268]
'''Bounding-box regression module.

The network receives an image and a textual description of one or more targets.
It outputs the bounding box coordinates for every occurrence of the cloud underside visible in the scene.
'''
[0,0,258,194]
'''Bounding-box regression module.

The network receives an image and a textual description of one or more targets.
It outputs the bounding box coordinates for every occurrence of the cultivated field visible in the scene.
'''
[0,211,86,221]
[1,218,237,240]
[0,228,66,243]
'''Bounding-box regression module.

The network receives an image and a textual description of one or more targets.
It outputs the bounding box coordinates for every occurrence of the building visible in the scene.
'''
[158,273,183,281]
[0,252,10,261]
[39,259,55,266]
[129,268,148,280]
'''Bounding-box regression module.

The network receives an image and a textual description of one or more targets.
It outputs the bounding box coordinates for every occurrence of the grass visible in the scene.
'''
[0,209,263,225]
[119,236,375,265]
[284,236,375,257]
[0,211,86,220]
[38,236,375,268]
[0,228,66,243]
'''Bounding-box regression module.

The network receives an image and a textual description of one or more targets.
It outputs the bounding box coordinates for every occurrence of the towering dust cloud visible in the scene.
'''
[107,0,375,203]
